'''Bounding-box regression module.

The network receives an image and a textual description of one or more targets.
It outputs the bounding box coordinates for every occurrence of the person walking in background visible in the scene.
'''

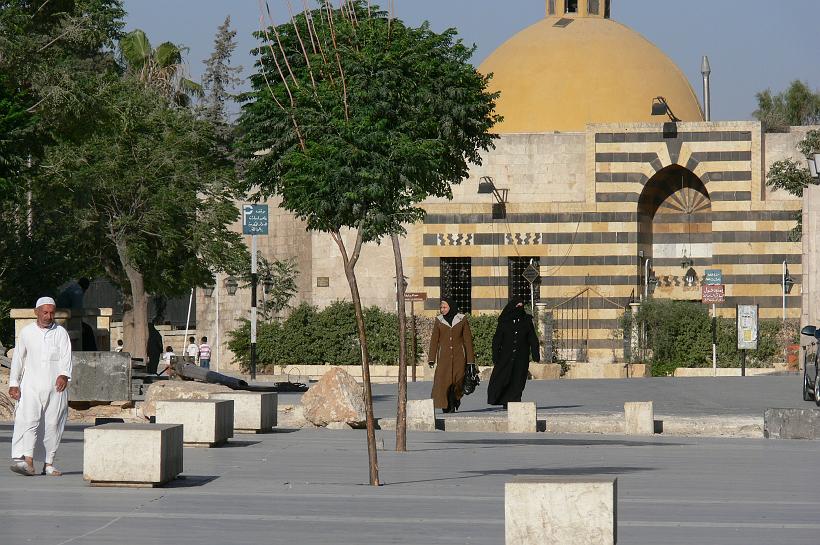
[113,339,124,353]
[428,297,475,413]
[198,336,211,369]
[185,336,199,363]
[8,297,72,477]
[159,346,175,376]
[487,296,540,408]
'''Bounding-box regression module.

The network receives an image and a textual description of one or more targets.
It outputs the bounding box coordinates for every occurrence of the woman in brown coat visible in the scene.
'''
[428,297,475,413]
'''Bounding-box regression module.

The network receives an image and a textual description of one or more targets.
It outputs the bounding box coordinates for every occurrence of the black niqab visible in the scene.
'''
[499,296,526,323]
[440,297,459,325]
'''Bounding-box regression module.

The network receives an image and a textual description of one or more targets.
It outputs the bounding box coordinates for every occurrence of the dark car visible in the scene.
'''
[801,325,820,404]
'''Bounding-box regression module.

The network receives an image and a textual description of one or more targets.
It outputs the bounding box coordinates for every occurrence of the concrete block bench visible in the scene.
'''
[764,408,820,439]
[507,402,537,433]
[407,399,436,431]
[211,391,277,433]
[624,401,654,435]
[155,399,234,447]
[83,423,183,487]
[505,476,617,545]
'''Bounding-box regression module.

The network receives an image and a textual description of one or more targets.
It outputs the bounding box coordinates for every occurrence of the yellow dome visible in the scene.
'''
[479,16,704,133]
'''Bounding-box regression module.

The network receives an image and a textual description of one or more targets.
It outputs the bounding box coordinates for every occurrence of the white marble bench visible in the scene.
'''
[505,477,617,545]
[210,391,277,433]
[83,423,183,487]
[155,399,234,447]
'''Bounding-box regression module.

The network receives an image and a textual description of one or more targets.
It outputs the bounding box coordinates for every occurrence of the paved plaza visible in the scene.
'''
[277,374,807,418]
[3,375,819,545]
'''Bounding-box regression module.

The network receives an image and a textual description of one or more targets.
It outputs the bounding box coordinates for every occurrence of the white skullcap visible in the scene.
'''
[35,296,56,308]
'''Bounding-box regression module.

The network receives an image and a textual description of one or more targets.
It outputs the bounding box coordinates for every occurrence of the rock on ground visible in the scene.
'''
[301,367,366,428]
[142,380,232,419]
[0,391,14,420]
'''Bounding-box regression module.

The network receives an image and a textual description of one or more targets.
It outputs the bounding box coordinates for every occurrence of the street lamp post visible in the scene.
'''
[782,261,794,321]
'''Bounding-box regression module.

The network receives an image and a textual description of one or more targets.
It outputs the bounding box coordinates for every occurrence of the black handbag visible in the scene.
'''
[463,363,480,396]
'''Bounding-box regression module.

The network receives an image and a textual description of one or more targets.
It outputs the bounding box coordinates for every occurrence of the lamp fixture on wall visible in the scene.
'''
[477,176,509,219]
[650,96,681,122]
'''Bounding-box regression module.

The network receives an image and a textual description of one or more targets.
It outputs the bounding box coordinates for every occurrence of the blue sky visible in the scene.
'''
[124,0,820,122]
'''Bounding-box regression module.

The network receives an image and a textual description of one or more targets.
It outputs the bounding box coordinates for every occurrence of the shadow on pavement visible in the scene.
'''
[386,465,651,486]
[443,437,683,447]
[164,475,219,488]
[220,440,261,448]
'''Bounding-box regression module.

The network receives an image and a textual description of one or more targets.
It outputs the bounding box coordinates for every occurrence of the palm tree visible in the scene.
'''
[119,29,202,107]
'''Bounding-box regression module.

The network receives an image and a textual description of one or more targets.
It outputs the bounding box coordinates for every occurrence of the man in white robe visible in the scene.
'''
[8,297,72,476]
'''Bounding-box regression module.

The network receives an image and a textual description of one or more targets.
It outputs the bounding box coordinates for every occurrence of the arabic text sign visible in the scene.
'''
[242,204,269,235]
[702,284,725,304]
[704,269,723,285]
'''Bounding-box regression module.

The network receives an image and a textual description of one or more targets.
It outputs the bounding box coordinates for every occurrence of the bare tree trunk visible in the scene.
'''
[115,239,148,361]
[331,229,379,486]
[391,234,408,452]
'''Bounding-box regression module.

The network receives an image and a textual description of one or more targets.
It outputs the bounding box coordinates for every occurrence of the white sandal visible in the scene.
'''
[10,461,35,476]
[41,465,62,476]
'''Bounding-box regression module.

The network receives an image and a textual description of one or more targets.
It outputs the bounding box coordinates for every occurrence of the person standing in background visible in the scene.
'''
[185,336,199,363]
[198,336,211,369]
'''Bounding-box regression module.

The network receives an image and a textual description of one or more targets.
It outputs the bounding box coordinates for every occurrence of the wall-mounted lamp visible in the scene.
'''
[651,96,681,122]
[224,276,238,296]
[477,176,509,219]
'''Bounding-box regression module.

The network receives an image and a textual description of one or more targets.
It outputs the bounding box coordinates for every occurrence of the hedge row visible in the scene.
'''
[628,298,798,376]
[226,302,507,371]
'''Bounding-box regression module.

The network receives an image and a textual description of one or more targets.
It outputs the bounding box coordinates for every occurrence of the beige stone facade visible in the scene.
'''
[196,121,813,369]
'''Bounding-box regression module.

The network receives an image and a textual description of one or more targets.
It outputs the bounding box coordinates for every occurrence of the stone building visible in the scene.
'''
[199,0,809,369]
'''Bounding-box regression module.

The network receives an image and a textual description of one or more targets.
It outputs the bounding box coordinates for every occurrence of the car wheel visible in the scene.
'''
[803,372,812,401]
[815,375,820,407]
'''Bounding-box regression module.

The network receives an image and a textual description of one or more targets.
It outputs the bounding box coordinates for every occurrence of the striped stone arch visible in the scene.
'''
[637,164,713,287]
[594,128,753,204]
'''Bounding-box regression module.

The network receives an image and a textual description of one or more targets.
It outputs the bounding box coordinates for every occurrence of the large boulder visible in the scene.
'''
[301,367,366,428]
[142,380,232,419]
[0,391,14,420]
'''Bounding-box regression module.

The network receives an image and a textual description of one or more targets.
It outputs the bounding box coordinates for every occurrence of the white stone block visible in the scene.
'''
[624,401,654,435]
[505,477,617,545]
[155,399,234,446]
[210,391,277,433]
[83,423,183,487]
[407,399,436,432]
[508,402,537,433]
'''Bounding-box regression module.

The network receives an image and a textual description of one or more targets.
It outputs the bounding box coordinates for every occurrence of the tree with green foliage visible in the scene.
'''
[201,16,243,144]
[0,0,125,341]
[43,78,247,359]
[238,1,498,481]
[119,29,202,107]
[765,129,820,240]
[754,80,820,133]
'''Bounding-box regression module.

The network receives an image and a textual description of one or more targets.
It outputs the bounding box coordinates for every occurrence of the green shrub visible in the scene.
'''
[629,298,797,376]
[227,301,420,371]
[468,314,498,366]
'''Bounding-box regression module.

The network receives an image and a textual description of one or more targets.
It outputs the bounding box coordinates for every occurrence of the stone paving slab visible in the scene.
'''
[2,422,820,544]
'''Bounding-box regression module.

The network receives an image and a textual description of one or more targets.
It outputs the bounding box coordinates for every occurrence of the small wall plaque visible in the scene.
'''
[316,277,329,287]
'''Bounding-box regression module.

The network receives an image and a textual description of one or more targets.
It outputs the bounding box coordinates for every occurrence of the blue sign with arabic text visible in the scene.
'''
[242,204,269,235]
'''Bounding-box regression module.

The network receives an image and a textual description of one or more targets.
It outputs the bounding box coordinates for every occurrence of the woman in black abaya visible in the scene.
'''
[487,297,540,407]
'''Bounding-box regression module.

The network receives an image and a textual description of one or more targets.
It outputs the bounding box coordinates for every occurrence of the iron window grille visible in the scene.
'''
[508,257,541,304]
[440,257,472,314]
